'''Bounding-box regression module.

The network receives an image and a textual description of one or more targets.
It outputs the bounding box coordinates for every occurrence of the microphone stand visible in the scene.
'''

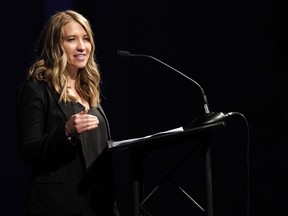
[117,50,246,216]
[117,50,230,128]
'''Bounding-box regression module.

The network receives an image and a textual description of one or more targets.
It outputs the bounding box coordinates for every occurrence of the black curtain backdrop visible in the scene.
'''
[1,0,287,215]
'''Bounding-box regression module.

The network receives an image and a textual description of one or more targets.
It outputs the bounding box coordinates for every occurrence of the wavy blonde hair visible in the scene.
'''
[28,10,100,107]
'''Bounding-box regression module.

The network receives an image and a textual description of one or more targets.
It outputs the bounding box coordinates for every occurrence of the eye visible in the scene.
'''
[67,37,75,42]
[83,36,90,41]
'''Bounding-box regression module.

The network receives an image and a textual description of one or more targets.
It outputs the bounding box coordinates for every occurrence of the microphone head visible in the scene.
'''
[186,112,227,128]
[117,50,131,58]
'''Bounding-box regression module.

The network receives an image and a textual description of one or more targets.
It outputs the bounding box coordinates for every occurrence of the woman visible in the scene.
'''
[16,10,119,216]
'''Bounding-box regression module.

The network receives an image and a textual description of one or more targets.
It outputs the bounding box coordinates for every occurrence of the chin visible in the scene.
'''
[76,62,87,68]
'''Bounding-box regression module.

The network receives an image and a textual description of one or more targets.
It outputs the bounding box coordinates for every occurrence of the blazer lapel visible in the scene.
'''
[46,82,75,120]
[58,101,76,121]
[97,104,111,140]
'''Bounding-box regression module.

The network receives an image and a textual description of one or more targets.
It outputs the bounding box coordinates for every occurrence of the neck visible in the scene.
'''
[67,73,78,89]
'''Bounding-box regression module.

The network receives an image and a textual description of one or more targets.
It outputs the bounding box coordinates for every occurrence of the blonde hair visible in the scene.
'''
[28,10,100,107]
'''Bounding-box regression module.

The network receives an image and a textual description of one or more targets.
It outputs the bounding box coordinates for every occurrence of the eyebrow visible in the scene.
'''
[64,34,89,39]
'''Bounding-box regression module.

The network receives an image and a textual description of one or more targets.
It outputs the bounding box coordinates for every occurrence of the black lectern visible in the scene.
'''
[108,121,225,216]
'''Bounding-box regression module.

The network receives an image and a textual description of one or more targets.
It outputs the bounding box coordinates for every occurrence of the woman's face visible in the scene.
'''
[62,20,92,73]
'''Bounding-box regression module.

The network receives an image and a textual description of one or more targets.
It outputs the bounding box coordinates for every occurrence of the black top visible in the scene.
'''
[74,102,109,169]
[16,78,119,216]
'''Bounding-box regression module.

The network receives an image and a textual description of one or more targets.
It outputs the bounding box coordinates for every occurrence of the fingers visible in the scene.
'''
[66,109,99,136]
[74,114,99,133]
[80,107,89,115]
[82,118,99,132]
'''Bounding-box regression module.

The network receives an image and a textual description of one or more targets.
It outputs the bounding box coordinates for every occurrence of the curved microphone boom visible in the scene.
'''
[118,50,210,114]
[117,50,233,127]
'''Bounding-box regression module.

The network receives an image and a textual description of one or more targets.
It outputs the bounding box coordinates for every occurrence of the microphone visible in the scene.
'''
[117,50,234,127]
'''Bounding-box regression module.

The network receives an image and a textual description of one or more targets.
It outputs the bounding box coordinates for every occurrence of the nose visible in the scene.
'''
[77,39,85,51]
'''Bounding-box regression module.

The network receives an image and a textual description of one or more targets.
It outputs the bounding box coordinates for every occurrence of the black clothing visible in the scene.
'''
[16,78,119,216]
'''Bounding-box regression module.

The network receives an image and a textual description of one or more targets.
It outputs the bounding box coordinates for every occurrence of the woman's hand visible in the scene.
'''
[65,108,99,137]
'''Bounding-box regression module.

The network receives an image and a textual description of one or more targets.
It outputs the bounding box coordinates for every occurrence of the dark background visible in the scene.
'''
[1,0,288,215]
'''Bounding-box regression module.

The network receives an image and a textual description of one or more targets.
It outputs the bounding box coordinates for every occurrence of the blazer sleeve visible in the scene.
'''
[16,79,74,166]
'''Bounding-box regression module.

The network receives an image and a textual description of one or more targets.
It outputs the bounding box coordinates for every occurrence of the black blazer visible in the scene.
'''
[16,78,118,216]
